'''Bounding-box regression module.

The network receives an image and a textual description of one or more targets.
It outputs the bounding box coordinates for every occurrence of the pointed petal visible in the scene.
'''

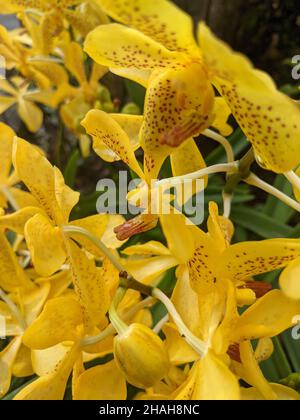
[124,255,178,285]
[241,383,300,400]
[141,64,214,181]
[14,344,80,400]
[54,167,79,224]
[62,41,87,85]
[163,323,198,365]
[219,239,300,282]
[25,213,67,277]
[199,22,300,173]
[239,341,277,400]
[74,360,127,400]
[211,97,233,137]
[82,109,145,178]
[170,138,208,187]
[0,122,15,184]
[67,240,111,330]
[0,231,33,292]
[0,95,15,114]
[31,344,71,376]
[231,290,300,341]
[160,212,195,264]
[0,336,22,398]
[84,23,183,71]
[23,296,83,349]
[12,344,34,378]
[192,352,240,400]
[280,257,300,300]
[0,207,45,235]
[12,137,61,221]
[17,99,43,133]
[99,0,199,54]
[123,241,171,256]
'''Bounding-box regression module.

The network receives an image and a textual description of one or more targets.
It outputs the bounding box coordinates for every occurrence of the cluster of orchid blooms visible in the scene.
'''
[0,0,300,400]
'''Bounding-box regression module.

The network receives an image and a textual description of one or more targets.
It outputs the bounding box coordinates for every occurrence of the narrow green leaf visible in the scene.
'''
[231,206,293,238]
[264,175,295,223]
[63,149,80,188]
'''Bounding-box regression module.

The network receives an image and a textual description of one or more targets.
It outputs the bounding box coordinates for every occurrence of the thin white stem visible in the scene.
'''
[284,171,300,193]
[245,173,300,213]
[0,187,20,211]
[156,162,238,188]
[0,289,27,331]
[203,129,235,163]
[152,288,207,357]
[81,297,155,347]
[222,191,233,218]
[63,226,125,272]
[153,314,169,334]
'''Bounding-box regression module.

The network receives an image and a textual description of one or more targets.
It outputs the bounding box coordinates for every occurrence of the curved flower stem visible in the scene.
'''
[0,289,27,331]
[203,129,235,163]
[80,297,155,347]
[284,171,300,193]
[153,314,169,334]
[156,162,238,188]
[108,287,128,335]
[222,191,233,218]
[0,187,20,211]
[152,288,207,357]
[63,225,154,296]
[245,173,300,213]
[63,226,124,272]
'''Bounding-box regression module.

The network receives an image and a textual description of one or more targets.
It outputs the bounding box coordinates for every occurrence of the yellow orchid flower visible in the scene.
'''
[0,123,40,210]
[9,137,130,333]
[84,0,300,176]
[0,77,54,132]
[15,285,153,400]
[82,109,210,240]
[4,1,109,49]
[0,23,68,88]
[0,279,51,397]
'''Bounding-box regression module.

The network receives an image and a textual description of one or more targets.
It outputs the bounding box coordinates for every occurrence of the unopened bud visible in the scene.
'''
[114,323,170,389]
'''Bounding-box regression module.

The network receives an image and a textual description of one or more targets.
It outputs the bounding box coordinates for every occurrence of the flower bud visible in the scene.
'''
[114,323,170,389]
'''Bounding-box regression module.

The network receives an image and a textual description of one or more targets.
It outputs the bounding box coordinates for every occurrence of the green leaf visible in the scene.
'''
[2,377,36,400]
[63,149,81,188]
[125,80,146,111]
[264,175,295,223]
[261,337,292,382]
[282,329,300,373]
[231,206,293,238]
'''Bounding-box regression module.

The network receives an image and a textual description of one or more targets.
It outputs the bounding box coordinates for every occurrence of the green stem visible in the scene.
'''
[108,287,128,335]
[63,225,124,272]
[81,297,155,347]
